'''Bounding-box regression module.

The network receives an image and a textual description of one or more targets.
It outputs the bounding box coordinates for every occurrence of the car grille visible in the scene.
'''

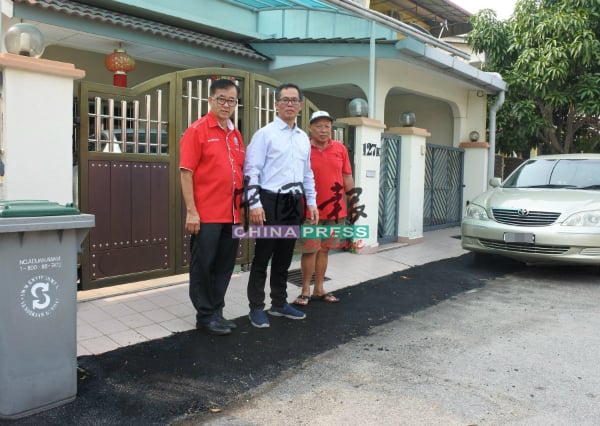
[479,238,569,254]
[492,209,561,226]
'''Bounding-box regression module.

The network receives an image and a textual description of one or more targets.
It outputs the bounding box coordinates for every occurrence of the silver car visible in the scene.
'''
[462,154,600,264]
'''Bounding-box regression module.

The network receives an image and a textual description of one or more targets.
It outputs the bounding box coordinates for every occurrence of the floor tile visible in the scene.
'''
[141,307,177,323]
[79,336,120,355]
[118,312,155,328]
[77,305,114,323]
[143,294,180,308]
[77,344,92,357]
[109,329,148,346]
[77,323,104,340]
[124,298,160,313]
[163,303,195,318]
[95,303,137,318]
[135,324,172,340]
[160,318,195,333]
[91,318,129,335]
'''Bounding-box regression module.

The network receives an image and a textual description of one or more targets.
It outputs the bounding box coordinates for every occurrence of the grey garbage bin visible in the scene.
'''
[0,201,94,419]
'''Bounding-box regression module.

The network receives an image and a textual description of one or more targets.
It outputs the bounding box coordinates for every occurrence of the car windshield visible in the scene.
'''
[503,159,600,189]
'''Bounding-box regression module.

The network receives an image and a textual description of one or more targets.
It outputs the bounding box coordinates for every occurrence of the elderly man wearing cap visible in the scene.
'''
[295,110,355,306]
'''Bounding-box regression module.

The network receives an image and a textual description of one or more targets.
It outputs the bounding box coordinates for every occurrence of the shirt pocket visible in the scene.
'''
[333,152,345,170]
[234,149,245,169]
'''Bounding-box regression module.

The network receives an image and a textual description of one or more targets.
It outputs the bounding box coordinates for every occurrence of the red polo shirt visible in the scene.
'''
[309,139,352,222]
[180,111,245,223]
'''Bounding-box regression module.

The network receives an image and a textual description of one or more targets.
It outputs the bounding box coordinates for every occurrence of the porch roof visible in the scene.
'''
[12,0,269,64]
[227,0,337,11]
[10,0,506,94]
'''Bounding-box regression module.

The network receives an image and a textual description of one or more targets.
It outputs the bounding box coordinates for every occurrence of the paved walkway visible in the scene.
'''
[76,227,466,356]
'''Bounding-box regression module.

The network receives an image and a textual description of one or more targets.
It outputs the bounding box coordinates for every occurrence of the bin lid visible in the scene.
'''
[0,200,80,217]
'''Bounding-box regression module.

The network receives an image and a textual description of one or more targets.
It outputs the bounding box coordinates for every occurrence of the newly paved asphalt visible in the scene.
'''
[1,253,524,425]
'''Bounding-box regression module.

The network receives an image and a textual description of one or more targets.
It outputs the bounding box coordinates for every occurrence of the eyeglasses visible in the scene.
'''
[214,96,238,107]
[278,97,301,105]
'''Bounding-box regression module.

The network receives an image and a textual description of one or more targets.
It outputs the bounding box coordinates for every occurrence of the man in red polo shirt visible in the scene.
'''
[180,78,245,335]
[295,111,354,306]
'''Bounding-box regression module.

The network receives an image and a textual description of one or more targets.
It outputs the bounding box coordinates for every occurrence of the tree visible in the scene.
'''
[467,0,600,154]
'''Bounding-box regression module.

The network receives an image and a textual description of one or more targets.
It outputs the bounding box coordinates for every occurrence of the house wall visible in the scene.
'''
[303,91,365,124]
[278,57,487,148]
[384,94,453,146]
[0,55,83,204]
[43,46,181,88]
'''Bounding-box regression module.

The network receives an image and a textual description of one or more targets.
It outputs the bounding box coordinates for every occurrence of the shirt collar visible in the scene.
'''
[310,138,332,151]
[274,116,300,133]
[207,111,234,131]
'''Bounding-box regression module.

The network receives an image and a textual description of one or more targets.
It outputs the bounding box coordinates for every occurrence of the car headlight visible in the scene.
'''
[465,204,489,220]
[562,210,600,227]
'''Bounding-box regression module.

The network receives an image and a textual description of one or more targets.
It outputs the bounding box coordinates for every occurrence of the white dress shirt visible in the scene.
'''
[244,116,316,209]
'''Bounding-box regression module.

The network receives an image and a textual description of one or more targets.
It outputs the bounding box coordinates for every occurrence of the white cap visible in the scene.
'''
[309,110,334,124]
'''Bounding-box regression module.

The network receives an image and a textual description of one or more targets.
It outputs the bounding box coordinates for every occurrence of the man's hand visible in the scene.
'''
[185,211,200,234]
[307,205,319,224]
[249,207,266,225]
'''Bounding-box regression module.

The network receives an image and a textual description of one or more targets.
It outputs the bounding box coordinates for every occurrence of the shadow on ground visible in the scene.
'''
[2,253,525,426]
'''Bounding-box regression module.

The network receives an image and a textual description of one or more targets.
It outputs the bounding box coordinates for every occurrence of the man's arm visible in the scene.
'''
[243,131,267,225]
[303,136,318,224]
[343,174,355,194]
[180,169,200,234]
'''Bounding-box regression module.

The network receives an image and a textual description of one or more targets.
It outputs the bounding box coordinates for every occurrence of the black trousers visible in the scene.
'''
[189,223,239,324]
[247,191,304,310]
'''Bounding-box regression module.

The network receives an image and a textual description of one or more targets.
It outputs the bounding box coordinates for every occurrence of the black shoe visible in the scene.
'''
[198,320,231,335]
[218,317,237,329]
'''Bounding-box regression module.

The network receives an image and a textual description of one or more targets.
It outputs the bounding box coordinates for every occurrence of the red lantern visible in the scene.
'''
[104,48,136,87]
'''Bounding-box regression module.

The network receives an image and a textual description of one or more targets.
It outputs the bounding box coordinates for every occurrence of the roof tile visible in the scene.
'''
[15,0,268,61]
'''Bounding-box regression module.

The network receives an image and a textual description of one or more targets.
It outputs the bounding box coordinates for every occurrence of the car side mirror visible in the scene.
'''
[489,177,502,188]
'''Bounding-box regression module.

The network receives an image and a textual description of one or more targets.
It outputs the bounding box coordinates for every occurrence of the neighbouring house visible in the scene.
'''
[0,0,506,289]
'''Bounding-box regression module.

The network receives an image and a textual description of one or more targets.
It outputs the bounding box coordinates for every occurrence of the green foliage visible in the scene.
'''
[466,0,600,154]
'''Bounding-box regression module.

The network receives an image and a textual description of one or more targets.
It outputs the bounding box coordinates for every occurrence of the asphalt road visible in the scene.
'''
[3,253,599,425]
[197,259,600,426]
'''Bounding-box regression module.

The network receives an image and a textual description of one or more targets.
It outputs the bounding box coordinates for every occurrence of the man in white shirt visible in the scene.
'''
[243,83,318,328]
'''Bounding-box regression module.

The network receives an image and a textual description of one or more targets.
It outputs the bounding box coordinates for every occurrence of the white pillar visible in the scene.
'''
[0,54,85,204]
[336,116,385,254]
[387,126,431,244]
[459,141,490,207]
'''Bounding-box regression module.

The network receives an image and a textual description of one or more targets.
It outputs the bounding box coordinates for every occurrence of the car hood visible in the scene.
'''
[471,188,600,214]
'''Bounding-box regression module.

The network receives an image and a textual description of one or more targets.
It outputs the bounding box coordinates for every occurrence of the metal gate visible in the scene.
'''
[78,68,319,289]
[378,134,401,243]
[423,144,464,230]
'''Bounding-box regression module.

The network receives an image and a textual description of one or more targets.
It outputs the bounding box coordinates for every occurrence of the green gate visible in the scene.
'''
[78,68,318,289]
[423,144,464,230]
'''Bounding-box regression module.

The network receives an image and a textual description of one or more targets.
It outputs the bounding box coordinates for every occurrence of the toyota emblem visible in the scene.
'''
[517,208,529,216]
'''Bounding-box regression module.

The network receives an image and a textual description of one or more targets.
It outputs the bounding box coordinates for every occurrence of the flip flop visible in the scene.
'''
[294,294,310,306]
[311,293,339,303]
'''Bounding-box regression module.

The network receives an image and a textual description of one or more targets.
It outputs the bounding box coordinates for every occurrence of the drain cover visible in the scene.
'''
[287,268,330,287]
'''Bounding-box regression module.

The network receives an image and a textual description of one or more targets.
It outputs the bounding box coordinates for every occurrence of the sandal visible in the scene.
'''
[311,293,339,303]
[294,294,310,306]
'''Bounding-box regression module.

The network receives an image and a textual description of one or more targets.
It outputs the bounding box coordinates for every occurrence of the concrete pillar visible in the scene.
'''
[387,126,431,244]
[459,141,490,207]
[0,54,85,204]
[336,116,385,253]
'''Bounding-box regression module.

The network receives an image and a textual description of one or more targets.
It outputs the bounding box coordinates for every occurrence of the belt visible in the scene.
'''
[260,189,303,199]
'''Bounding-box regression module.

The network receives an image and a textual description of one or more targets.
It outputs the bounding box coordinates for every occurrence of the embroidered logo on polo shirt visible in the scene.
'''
[207,138,220,143]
